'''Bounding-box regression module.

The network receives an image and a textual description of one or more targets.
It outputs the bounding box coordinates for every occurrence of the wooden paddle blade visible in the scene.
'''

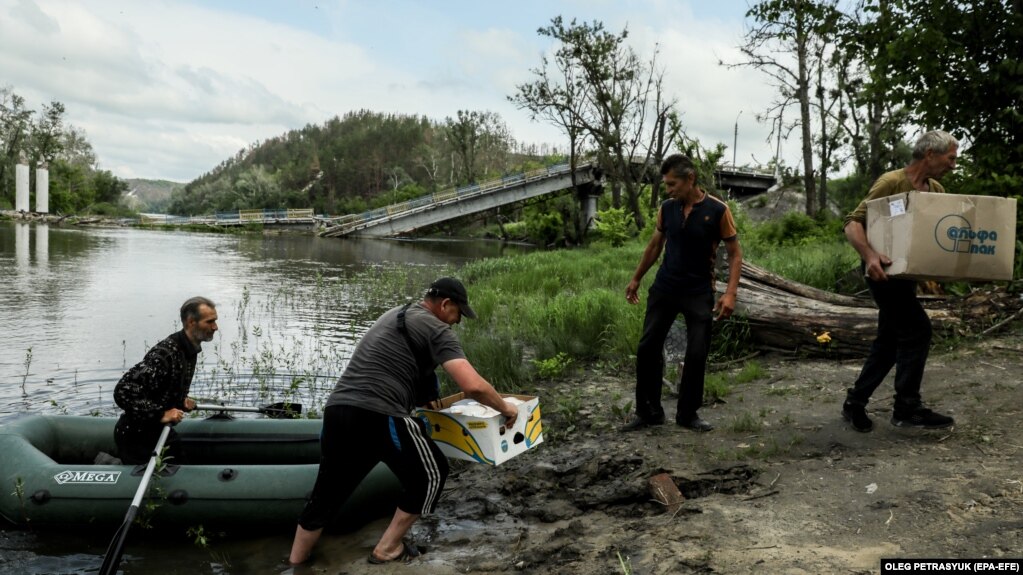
[260,402,303,419]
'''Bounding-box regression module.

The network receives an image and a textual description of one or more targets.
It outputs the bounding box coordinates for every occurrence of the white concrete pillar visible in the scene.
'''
[15,163,30,212]
[35,166,49,213]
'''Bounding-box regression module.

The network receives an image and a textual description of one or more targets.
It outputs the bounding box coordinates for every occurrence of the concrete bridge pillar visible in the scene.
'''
[582,192,599,229]
[15,157,30,212]
[35,162,49,214]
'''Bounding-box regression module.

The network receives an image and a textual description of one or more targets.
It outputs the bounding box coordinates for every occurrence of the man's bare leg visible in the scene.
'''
[371,509,420,561]
[289,525,322,565]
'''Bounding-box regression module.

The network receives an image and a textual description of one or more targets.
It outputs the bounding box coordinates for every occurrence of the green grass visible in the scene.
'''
[735,360,766,383]
[454,240,790,392]
[743,239,859,291]
[458,244,648,390]
[704,372,731,402]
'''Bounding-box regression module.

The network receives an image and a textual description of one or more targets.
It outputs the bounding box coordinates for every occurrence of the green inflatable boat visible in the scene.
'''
[0,414,400,530]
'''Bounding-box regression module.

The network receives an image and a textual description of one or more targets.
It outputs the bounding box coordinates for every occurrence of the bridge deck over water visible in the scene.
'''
[319,163,776,239]
[320,162,601,238]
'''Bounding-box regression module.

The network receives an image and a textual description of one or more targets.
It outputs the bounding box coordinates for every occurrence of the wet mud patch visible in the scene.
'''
[445,444,763,533]
[676,464,761,499]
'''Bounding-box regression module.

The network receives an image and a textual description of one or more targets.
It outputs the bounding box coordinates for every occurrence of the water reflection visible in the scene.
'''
[0,222,529,422]
[15,221,29,268]
[35,223,48,267]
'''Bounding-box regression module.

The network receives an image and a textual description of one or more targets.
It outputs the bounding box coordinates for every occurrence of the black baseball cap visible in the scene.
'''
[427,277,477,319]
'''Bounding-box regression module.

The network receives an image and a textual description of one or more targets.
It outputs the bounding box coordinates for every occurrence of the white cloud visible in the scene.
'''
[0,0,796,182]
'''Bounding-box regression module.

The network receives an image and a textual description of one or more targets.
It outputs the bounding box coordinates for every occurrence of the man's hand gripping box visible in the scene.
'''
[866,191,1017,282]
[415,393,543,466]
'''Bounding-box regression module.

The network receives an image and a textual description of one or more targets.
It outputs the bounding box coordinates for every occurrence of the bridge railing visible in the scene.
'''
[322,162,579,237]
[143,208,315,226]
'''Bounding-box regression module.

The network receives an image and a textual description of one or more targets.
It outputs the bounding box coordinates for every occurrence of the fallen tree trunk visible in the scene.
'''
[723,261,961,358]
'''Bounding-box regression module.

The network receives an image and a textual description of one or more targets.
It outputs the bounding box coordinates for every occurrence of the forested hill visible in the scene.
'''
[167,109,559,217]
[123,179,182,213]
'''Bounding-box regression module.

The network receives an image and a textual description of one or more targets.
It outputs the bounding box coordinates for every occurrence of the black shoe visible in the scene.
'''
[676,416,713,432]
[842,401,873,432]
[891,407,954,429]
[621,415,665,432]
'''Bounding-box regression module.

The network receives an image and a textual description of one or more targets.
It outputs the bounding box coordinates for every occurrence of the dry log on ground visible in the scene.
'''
[725,261,962,358]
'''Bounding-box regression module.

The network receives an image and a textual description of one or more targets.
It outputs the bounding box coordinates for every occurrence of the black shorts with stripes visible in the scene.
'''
[297,403,449,531]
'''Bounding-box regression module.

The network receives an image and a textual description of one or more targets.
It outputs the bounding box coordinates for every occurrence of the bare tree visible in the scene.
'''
[645,70,680,211]
[413,142,443,190]
[732,0,841,215]
[510,35,590,180]
[513,17,664,229]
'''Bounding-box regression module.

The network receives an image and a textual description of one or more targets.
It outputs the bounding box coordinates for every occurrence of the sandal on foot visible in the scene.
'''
[368,539,421,565]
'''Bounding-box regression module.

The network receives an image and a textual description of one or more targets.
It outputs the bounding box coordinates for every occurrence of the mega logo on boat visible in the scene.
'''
[53,470,122,485]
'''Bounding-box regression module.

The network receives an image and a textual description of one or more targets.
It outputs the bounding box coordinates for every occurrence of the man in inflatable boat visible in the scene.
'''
[113,296,219,464]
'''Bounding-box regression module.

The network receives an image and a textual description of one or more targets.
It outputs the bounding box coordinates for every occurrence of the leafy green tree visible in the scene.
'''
[524,207,564,247]
[31,101,66,163]
[60,126,98,168]
[445,110,511,185]
[0,88,130,214]
[0,87,34,205]
[523,194,580,247]
[592,206,631,247]
[867,0,1023,195]
[831,0,909,181]
[47,160,94,213]
[233,165,283,210]
[92,169,128,205]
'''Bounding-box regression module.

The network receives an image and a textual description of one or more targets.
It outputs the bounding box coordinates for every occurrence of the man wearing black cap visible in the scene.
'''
[289,277,518,566]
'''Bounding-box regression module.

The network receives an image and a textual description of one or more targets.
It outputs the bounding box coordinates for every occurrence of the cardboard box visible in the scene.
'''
[866,191,1017,281]
[415,393,543,466]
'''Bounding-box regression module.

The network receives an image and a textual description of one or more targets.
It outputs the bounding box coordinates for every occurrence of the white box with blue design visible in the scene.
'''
[415,393,543,466]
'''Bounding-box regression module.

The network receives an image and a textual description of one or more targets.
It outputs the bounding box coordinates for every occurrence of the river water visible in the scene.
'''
[0,220,530,574]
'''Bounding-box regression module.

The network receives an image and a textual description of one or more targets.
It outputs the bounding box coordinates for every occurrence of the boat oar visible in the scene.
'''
[98,424,171,575]
[194,401,303,419]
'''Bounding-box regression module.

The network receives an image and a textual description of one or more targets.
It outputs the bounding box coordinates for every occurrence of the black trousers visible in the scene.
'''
[845,275,931,412]
[114,417,185,465]
[297,404,449,531]
[635,288,714,422]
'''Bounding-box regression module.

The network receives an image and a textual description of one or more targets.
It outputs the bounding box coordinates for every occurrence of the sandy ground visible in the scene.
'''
[285,331,1023,575]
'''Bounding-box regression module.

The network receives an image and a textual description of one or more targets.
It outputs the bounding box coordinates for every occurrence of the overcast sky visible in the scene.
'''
[0,0,791,183]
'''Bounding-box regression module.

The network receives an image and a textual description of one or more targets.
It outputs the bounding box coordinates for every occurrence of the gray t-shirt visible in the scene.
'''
[326,303,465,416]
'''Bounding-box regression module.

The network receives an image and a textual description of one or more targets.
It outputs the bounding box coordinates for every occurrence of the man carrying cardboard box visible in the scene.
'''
[288,277,518,566]
[841,130,959,432]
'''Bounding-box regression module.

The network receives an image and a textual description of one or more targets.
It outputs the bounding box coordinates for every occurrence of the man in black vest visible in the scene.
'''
[623,154,743,433]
